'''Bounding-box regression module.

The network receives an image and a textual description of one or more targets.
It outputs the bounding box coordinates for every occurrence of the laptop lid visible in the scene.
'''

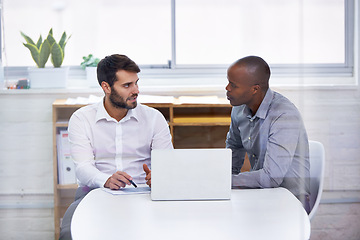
[151,148,232,201]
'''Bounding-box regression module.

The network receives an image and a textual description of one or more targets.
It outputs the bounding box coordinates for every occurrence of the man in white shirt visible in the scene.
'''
[59,54,173,239]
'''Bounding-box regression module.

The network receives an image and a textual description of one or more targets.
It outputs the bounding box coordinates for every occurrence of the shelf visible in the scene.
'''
[57,184,78,190]
[53,99,86,108]
[55,121,69,128]
[173,125,229,149]
[173,116,230,126]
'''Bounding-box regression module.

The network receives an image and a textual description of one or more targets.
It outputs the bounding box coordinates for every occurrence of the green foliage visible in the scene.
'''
[21,28,71,68]
[80,54,100,69]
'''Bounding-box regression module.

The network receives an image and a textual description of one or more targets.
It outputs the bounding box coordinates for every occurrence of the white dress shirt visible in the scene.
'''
[68,100,173,188]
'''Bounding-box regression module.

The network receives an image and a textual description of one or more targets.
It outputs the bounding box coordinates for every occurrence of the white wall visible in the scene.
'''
[1,85,359,195]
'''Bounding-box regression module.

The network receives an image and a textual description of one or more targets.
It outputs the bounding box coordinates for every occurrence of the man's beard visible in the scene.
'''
[109,87,138,110]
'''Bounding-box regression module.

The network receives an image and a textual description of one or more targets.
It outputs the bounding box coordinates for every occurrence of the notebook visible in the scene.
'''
[151,148,232,201]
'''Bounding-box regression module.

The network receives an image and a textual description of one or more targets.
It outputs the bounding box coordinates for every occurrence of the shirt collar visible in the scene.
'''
[254,88,273,120]
[122,107,139,123]
[95,98,139,123]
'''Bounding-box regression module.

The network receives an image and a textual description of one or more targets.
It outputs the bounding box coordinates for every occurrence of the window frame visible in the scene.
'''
[0,0,356,84]
[170,0,355,77]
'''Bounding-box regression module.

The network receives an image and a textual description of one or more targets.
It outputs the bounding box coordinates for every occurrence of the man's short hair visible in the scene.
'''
[234,56,271,91]
[97,54,140,87]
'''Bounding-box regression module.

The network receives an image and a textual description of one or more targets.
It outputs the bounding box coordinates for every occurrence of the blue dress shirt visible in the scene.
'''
[226,89,310,198]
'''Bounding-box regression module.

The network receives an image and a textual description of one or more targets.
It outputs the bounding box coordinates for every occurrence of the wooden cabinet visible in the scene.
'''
[52,100,83,240]
[52,99,237,239]
[170,104,231,149]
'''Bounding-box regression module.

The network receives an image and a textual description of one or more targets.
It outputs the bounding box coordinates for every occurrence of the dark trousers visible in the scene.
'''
[59,186,95,240]
[298,194,311,215]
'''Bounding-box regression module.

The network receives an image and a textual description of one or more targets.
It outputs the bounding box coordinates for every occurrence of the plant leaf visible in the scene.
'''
[80,54,100,68]
[58,32,67,49]
[20,32,36,45]
[23,43,40,67]
[36,35,43,49]
[38,39,51,68]
[61,34,71,56]
[51,42,64,68]
[47,33,56,46]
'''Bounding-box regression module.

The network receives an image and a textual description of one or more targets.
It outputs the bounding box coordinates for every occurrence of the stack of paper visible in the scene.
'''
[175,96,220,104]
[138,95,175,103]
[65,95,102,105]
[102,185,151,195]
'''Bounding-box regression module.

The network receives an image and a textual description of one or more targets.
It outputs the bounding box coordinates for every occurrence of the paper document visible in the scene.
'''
[138,95,175,103]
[102,186,151,195]
[65,95,102,105]
[175,96,220,104]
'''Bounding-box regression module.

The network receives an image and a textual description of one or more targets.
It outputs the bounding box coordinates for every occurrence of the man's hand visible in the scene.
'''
[143,164,151,188]
[104,171,133,190]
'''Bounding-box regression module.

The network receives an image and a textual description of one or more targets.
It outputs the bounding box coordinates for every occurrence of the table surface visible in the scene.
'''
[71,187,311,240]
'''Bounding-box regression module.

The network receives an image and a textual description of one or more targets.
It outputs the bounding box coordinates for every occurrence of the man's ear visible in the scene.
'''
[252,84,260,94]
[101,81,111,94]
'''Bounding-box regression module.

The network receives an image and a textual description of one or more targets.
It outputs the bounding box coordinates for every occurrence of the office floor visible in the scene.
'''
[310,202,360,240]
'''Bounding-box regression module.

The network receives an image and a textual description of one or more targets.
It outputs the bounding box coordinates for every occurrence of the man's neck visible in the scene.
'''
[248,91,267,116]
[103,97,128,122]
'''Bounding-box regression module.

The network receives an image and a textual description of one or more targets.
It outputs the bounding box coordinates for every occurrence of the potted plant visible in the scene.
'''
[81,54,100,87]
[21,28,71,88]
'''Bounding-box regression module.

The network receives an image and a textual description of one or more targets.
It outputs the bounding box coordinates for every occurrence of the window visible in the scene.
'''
[2,0,171,66]
[0,0,355,78]
[176,0,347,65]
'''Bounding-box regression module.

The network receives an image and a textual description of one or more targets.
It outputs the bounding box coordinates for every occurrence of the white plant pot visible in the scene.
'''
[28,67,69,89]
[86,67,99,88]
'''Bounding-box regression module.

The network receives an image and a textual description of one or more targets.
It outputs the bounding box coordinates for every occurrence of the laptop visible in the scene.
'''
[150,148,232,201]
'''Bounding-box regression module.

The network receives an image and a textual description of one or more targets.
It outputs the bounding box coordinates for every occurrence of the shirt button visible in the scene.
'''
[248,137,251,140]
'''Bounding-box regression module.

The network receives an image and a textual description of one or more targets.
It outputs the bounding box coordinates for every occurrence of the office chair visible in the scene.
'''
[308,140,325,221]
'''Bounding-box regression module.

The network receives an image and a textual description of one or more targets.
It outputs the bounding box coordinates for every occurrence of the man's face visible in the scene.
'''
[109,70,139,109]
[225,64,257,107]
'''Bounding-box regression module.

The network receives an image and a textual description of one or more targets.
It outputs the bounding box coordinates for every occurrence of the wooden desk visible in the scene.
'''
[71,188,310,240]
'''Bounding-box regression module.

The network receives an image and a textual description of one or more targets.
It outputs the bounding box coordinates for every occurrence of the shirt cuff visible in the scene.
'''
[95,172,112,188]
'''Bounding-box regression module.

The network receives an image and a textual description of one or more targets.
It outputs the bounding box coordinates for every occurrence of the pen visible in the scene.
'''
[129,179,137,188]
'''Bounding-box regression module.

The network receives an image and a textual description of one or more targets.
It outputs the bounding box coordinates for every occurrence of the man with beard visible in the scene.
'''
[59,54,173,239]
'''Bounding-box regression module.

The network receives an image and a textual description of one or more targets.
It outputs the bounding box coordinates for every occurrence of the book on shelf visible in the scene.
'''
[56,130,77,185]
